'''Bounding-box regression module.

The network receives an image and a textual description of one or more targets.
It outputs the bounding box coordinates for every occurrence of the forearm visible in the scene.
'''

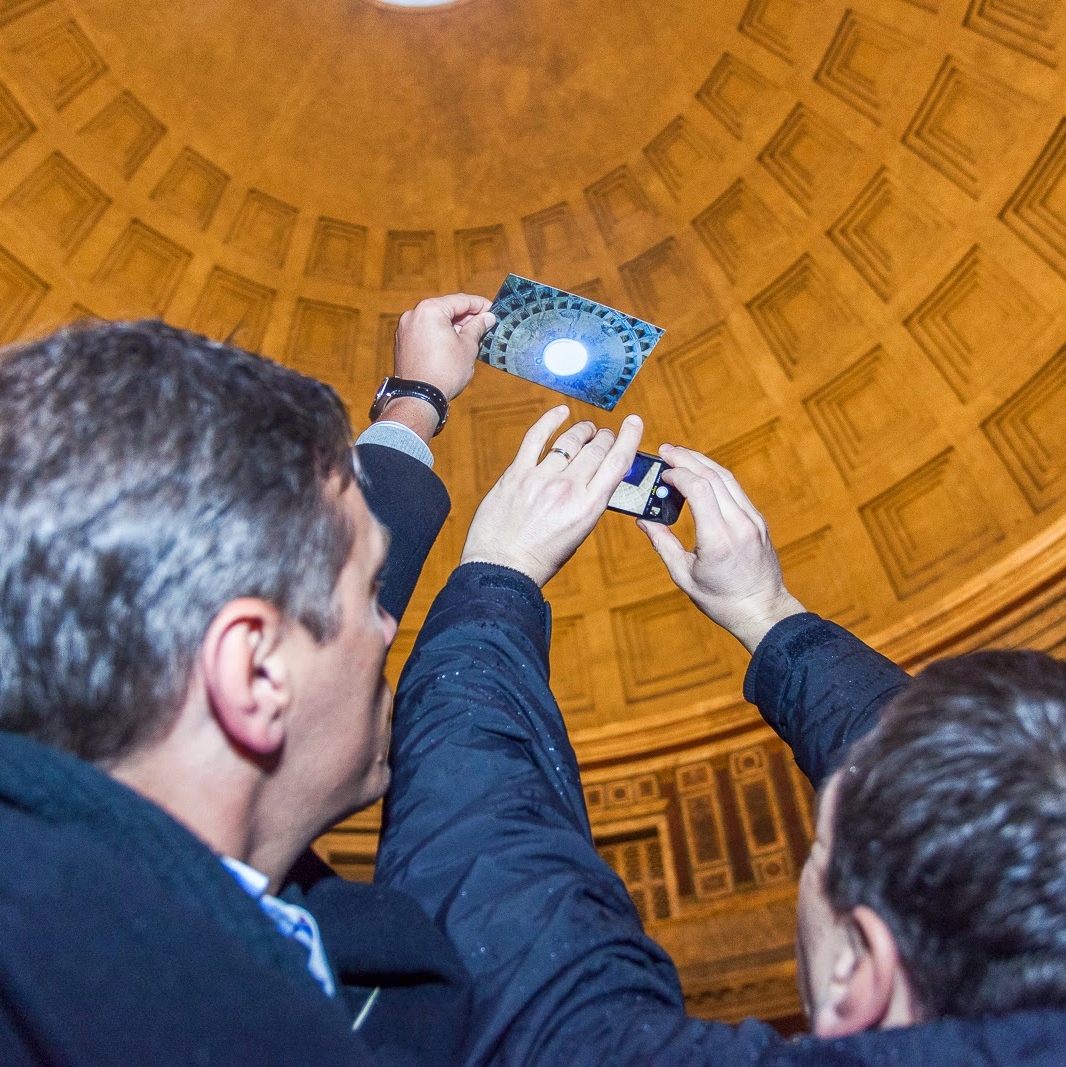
[376,564,782,1064]
[744,613,911,789]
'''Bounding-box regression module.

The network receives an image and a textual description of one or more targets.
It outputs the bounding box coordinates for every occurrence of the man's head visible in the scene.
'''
[797,649,1066,1035]
[0,321,395,837]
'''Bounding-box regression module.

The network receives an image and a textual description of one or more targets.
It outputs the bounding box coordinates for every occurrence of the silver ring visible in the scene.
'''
[548,446,572,463]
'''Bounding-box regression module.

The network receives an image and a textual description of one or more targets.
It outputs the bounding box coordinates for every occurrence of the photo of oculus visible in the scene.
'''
[478,275,665,410]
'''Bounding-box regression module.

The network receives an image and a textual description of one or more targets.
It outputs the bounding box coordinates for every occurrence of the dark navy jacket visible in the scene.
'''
[377,562,1066,1065]
[0,444,472,1065]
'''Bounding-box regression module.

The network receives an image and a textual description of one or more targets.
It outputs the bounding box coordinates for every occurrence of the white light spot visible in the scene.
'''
[542,338,589,376]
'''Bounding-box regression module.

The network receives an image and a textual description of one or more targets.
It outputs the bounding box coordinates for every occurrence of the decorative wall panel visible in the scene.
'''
[738,0,807,64]
[644,115,718,199]
[692,179,789,287]
[1001,119,1066,280]
[746,254,864,378]
[227,189,298,268]
[0,80,34,164]
[585,165,656,245]
[455,223,509,291]
[383,229,438,290]
[660,323,767,438]
[778,525,867,627]
[6,151,109,252]
[596,510,655,588]
[522,201,586,274]
[697,53,775,140]
[375,312,399,383]
[860,450,1005,598]
[189,266,274,352]
[678,761,734,899]
[470,401,543,492]
[0,242,47,340]
[611,591,732,702]
[305,216,367,285]
[93,220,190,315]
[597,828,672,922]
[983,346,1066,513]
[549,614,595,714]
[618,237,706,324]
[151,148,229,231]
[963,0,1061,67]
[827,167,951,302]
[79,92,165,179]
[905,245,1049,402]
[284,298,359,382]
[15,20,106,110]
[902,58,1036,199]
[803,345,936,483]
[713,419,819,527]
[759,105,860,214]
[0,0,49,26]
[815,11,919,125]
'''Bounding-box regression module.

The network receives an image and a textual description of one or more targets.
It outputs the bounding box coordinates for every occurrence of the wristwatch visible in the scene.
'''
[368,376,449,437]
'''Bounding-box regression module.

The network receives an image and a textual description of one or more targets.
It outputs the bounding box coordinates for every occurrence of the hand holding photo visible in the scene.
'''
[478,275,664,410]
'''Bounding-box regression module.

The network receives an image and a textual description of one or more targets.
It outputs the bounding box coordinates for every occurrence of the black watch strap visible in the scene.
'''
[368,376,449,436]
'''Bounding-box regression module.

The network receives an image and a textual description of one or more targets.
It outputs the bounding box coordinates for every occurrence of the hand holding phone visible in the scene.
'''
[607,451,686,525]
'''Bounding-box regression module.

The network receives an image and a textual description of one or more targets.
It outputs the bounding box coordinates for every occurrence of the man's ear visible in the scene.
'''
[813,906,904,1038]
[200,598,291,757]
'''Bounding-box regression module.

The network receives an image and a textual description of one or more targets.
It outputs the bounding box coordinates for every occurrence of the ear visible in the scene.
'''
[813,906,902,1038]
[201,598,290,757]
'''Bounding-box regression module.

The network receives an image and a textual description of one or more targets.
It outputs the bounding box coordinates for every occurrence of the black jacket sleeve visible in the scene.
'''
[742,614,912,791]
[376,563,783,1065]
[355,443,450,627]
[376,569,1066,1066]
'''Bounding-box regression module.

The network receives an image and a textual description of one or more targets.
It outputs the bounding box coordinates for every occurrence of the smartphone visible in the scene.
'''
[607,451,685,525]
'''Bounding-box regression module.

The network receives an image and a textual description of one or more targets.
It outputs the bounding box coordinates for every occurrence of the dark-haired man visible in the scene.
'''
[0,296,500,1063]
[378,434,1066,1063]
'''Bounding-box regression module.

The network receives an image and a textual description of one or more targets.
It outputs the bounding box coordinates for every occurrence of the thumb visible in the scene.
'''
[458,310,495,349]
[637,519,691,588]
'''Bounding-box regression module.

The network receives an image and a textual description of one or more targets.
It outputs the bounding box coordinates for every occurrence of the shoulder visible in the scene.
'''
[0,803,360,1063]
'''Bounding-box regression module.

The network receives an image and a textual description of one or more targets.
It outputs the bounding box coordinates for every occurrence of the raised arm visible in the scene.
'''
[638,444,910,787]
[376,411,785,1064]
[356,293,494,625]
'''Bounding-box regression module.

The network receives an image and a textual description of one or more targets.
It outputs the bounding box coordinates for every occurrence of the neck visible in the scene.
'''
[108,725,302,892]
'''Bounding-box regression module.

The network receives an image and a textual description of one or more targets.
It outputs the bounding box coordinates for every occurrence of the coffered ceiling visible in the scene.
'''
[2,0,1066,1024]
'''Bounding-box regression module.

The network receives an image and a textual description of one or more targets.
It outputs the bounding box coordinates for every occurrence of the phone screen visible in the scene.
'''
[606,452,685,524]
[610,453,663,514]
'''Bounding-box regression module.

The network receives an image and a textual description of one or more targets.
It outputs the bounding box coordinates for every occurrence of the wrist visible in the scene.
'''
[375,395,440,446]
[459,548,549,588]
[706,590,807,655]
[369,376,449,442]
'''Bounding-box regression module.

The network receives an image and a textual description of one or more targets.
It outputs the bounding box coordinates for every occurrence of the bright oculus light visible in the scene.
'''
[542,338,589,377]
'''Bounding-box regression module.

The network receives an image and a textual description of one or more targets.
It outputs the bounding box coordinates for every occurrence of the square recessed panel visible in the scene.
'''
[478,274,664,411]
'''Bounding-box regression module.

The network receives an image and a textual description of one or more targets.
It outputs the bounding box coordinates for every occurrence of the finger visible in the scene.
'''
[661,465,731,538]
[432,293,494,324]
[542,420,596,465]
[661,445,766,533]
[454,310,496,354]
[566,425,615,482]
[586,414,643,497]
[636,518,692,588]
[512,406,571,468]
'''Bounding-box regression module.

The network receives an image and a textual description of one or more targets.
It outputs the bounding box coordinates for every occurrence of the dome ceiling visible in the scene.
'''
[78,0,728,225]
[3,0,1066,1026]
[0,0,1060,756]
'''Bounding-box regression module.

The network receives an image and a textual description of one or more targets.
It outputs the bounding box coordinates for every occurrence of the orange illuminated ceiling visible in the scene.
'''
[0,0,1063,756]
